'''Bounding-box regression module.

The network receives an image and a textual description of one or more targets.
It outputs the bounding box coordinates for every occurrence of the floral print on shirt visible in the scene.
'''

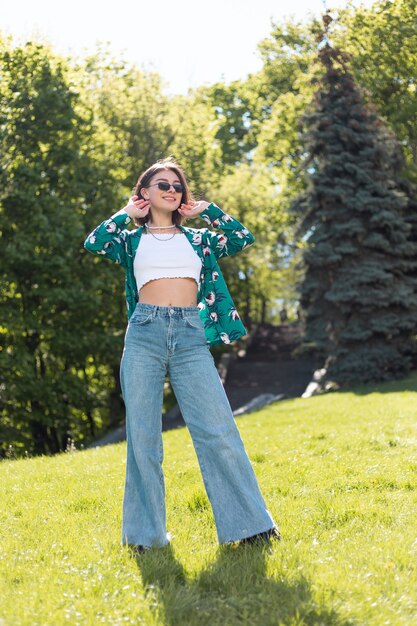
[84,203,255,347]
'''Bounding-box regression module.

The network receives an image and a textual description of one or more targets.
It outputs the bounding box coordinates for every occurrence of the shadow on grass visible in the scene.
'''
[349,369,417,396]
[317,369,417,397]
[131,541,354,626]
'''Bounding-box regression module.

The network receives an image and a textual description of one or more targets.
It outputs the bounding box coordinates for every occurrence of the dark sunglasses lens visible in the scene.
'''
[157,182,183,193]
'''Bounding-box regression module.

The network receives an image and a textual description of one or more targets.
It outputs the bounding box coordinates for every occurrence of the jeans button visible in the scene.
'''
[169,308,174,314]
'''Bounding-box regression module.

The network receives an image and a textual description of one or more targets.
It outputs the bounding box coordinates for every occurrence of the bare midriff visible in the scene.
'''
[139,277,198,307]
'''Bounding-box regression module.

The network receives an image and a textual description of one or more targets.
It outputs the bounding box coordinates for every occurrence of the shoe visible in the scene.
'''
[127,544,150,556]
[239,526,282,545]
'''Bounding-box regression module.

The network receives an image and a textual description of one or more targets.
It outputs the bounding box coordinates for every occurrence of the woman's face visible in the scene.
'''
[142,169,183,213]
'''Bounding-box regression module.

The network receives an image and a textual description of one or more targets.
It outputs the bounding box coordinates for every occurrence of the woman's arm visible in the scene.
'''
[83,208,132,268]
[199,203,255,259]
[83,198,149,267]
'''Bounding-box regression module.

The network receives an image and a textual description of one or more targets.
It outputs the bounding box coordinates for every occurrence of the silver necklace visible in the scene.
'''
[147,224,176,229]
[144,223,179,241]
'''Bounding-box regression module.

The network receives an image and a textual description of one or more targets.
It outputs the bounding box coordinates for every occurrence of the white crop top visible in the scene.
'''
[134,232,203,293]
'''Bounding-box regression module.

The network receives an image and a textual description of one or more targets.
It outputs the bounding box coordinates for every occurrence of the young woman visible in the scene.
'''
[84,157,281,553]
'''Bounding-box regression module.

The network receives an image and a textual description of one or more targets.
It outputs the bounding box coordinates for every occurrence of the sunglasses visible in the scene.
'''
[147,181,184,193]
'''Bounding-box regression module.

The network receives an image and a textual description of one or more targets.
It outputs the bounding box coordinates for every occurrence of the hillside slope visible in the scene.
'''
[1,371,417,626]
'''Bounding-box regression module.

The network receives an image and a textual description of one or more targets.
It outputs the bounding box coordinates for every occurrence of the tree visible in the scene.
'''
[291,14,417,385]
[164,90,221,195]
[204,163,290,327]
[337,0,417,181]
[0,39,101,454]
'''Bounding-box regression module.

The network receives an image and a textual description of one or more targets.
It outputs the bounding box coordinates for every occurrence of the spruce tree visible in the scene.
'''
[292,15,417,385]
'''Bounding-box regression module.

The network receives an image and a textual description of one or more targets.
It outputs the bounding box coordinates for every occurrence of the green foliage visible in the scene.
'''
[337,0,417,182]
[207,163,298,324]
[196,80,257,169]
[0,40,101,455]
[291,29,417,384]
[165,92,221,194]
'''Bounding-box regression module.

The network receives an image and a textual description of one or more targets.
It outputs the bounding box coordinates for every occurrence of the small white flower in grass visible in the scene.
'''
[6,444,15,459]
[65,438,76,453]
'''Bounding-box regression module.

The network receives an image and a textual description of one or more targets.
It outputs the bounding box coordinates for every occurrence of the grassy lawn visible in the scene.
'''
[1,371,417,625]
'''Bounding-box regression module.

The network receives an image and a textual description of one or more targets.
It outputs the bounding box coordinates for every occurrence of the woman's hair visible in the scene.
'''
[131,157,193,228]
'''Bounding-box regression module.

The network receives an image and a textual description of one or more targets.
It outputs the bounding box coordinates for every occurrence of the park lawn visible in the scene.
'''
[1,372,417,626]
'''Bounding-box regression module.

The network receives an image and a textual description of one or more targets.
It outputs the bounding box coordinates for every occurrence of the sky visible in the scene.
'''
[3,0,376,95]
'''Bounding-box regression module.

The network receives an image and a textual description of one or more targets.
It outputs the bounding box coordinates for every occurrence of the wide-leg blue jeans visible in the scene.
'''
[119,301,276,547]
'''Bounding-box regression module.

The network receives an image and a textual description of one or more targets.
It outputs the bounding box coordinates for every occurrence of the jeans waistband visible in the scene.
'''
[135,301,200,317]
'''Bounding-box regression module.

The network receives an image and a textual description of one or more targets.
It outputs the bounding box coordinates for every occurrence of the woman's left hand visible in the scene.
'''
[178,200,210,218]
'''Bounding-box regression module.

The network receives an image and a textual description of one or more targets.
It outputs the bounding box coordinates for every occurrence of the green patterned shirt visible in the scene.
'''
[84,203,254,347]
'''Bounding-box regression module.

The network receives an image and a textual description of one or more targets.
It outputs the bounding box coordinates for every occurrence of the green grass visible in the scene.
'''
[1,372,417,626]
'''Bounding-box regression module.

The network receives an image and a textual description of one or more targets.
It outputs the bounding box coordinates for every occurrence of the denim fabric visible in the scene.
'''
[119,301,276,547]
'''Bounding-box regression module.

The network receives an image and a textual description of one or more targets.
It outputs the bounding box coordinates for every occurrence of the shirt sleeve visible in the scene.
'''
[199,203,255,259]
[83,208,132,268]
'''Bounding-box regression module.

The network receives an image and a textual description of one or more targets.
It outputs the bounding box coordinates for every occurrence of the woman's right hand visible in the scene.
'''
[124,195,151,219]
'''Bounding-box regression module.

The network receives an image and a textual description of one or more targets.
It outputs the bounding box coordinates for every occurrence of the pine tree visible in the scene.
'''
[292,14,417,386]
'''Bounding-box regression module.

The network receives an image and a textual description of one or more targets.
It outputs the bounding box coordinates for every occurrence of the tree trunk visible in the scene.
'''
[261,297,267,324]
[109,364,123,428]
